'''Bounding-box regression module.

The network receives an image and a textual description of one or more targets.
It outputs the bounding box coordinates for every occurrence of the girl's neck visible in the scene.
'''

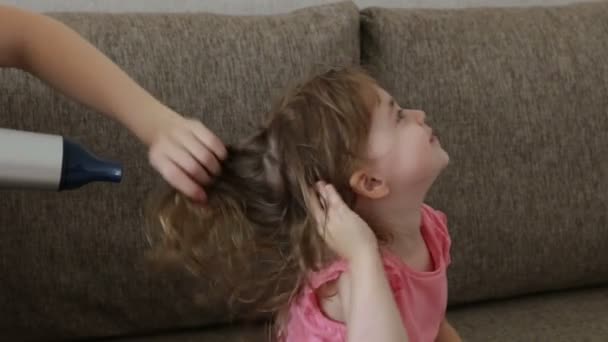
[357,193,427,258]
[380,204,425,259]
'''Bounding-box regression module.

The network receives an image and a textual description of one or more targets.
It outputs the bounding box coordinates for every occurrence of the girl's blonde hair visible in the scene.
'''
[147,66,386,340]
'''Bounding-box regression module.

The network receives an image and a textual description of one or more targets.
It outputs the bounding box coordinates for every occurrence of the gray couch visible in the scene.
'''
[1,1,607,341]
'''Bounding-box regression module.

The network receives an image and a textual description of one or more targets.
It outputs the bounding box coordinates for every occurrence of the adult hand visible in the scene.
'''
[148,112,227,202]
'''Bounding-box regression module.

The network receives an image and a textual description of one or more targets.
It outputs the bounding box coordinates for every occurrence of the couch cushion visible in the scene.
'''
[107,322,269,342]
[361,2,608,305]
[448,287,608,341]
[0,1,359,340]
[85,287,608,342]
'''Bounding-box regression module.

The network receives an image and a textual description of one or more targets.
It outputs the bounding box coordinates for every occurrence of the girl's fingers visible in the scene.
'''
[307,187,325,226]
[316,182,345,212]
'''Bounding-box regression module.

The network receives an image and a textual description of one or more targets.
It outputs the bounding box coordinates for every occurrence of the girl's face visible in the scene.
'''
[361,86,449,194]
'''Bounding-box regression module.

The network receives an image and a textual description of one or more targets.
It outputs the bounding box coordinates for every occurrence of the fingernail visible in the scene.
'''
[196,191,206,202]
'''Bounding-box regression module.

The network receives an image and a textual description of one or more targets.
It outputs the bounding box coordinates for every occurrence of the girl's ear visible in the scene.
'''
[349,169,389,199]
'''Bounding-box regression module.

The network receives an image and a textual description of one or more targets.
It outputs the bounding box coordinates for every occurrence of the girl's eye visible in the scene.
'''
[396,109,405,122]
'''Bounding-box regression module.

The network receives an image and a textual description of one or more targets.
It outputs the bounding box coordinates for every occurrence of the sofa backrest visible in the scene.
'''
[361,0,608,305]
[7,0,600,14]
[1,1,608,340]
[0,2,359,340]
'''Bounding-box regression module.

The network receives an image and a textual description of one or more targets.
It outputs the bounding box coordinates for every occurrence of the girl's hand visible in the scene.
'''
[309,181,378,261]
[147,111,227,203]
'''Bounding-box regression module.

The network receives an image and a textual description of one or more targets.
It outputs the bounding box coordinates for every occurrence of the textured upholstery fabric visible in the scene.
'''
[108,287,608,341]
[361,1,608,305]
[0,2,359,340]
[3,0,602,14]
[447,287,608,341]
[2,0,607,341]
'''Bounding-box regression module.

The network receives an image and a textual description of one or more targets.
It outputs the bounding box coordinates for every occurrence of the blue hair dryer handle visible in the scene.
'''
[59,138,123,190]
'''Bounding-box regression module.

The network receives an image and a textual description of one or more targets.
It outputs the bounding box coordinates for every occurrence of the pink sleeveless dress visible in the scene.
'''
[283,204,452,342]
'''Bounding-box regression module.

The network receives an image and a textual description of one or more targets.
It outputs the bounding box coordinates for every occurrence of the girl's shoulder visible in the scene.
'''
[421,203,450,239]
[289,253,405,338]
[421,203,448,227]
[303,204,450,292]
[307,259,349,291]
[421,203,452,266]
[306,252,404,293]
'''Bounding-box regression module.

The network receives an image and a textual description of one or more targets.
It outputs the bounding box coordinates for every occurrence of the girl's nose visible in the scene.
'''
[413,109,426,124]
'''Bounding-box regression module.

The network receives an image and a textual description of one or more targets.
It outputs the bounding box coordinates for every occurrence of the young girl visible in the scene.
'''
[149,66,461,342]
[0,5,226,200]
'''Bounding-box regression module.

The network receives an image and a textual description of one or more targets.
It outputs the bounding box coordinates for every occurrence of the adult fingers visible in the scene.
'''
[175,130,222,177]
[190,120,228,161]
[150,151,207,202]
[163,139,212,186]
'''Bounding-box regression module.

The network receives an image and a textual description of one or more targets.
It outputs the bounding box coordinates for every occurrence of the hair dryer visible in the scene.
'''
[0,128,122,191]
